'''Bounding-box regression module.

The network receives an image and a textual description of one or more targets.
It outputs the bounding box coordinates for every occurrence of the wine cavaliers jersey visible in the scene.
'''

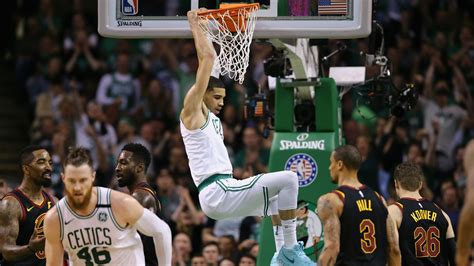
[1,189,55,266]
[135,182,161,266]
[135,182,161,214]
[394,198,449,266]
[57,187,144,265]
[333,185,388,266]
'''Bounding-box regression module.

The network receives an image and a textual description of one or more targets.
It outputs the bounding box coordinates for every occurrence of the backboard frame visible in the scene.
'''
[98,0,372,39]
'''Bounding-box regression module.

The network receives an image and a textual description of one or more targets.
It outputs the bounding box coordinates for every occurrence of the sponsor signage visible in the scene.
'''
[279,133,326,150]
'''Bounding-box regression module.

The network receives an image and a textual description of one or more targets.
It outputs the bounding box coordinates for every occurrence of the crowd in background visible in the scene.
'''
[1,0,473,265]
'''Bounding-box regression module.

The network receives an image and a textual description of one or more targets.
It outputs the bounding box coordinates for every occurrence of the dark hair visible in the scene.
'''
[49,75,64,86]
[239,254,256,263]
[297,200,309,212]
[64,147,93,169]
[19,145,47,172]
[435,88,450,96]
[207,76,225,91]
[408,141,422,149]
[394,162,423,192]
[121,143,151,172]
[220,235,236,244]
[202,241,220,252]
[117,51,130,57]
[333,145,361,171]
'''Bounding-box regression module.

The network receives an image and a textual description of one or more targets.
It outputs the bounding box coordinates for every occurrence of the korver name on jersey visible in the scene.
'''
[67,227,112,250]
[410,209,437,222]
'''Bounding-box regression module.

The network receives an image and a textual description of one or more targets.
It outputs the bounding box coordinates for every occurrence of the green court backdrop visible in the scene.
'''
[257,78,342,265]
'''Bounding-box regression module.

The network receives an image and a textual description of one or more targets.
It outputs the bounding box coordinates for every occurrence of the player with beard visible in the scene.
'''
[43,147,172,266]
[317,145,401,266]
[0,145,55,266]
[116,143,161,265]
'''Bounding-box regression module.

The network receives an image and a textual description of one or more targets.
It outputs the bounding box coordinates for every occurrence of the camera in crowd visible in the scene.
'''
[389,83,419,118]
[263,48,293,78]
[360,20,419,119]
[363,77,419,118]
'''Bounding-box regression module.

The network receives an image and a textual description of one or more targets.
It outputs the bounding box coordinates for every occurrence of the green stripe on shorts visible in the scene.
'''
[263,187,269,217]
[216,174,264,191]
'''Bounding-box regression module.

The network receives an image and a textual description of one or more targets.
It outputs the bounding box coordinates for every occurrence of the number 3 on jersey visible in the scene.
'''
[360,219,376,253]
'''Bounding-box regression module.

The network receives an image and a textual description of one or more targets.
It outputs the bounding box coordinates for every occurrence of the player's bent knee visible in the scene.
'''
[283,170,298,189]
[201,204,227,220]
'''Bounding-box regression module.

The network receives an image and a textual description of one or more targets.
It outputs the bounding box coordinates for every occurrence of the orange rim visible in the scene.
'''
[197,3,259,19]
[198,3,259,32]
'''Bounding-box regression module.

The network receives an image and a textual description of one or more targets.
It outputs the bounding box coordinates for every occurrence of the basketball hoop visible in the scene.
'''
[198,3,259,84]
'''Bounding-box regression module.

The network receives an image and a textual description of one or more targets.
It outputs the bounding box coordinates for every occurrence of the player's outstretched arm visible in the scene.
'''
[113,191,172,266]
[457,140,474,266]
[0,197,44,261]
[317,193,342,266]
[181,9,217,130]
[44,207,65,266]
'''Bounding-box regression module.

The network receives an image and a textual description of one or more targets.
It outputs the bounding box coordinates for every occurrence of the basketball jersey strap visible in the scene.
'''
[331,189,345,203]
[42,190,56,207]
[135,182,161,213]
[135,182,156,196]
[97,187,110,206]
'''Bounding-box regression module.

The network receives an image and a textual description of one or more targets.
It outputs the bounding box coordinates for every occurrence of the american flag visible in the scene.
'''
[318,0,348,15]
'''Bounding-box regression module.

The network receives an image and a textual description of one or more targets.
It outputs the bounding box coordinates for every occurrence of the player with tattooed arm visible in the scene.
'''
[0,146,55,266]
[317,145,401,266]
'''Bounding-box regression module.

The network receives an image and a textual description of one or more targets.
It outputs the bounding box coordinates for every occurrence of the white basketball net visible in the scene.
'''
[198,5,259,84]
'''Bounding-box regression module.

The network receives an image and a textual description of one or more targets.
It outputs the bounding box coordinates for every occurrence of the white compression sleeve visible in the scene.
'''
[134,209,172,266]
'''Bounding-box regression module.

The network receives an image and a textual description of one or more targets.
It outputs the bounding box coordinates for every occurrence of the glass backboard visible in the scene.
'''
[98,0,372,39]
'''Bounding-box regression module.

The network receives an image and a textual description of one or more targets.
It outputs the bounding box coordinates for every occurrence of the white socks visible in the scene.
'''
[281,218,297,248]
[273,225,284,252]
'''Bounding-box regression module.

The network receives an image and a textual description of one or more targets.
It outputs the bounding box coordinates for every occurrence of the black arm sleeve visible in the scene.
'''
[446,237,456,266]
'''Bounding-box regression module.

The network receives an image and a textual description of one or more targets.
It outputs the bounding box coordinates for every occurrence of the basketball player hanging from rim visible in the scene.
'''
[180,9,315,265]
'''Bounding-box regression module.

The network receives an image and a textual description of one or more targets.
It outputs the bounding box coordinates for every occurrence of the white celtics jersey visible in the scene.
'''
[180,110,233,186]
[57,187,145,266]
